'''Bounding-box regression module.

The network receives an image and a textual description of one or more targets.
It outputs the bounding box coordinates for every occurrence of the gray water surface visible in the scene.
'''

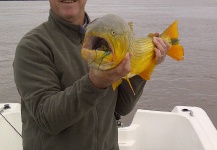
[0,0,217,127]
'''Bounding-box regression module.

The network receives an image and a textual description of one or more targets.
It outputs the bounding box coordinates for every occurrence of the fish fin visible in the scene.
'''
[139,58,157,80]
[167,44,184,61]
[112,78,136,95]
[148,33,155,38]
[128,22,134,32]
[125,77,135,95]
[161,20,179,39]
[112,79,122,90]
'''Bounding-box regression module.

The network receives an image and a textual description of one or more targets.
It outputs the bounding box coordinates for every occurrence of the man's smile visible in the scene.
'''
[60,0,78,3]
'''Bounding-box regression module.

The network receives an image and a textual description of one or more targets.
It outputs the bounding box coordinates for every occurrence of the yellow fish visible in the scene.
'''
[81,14,184,94]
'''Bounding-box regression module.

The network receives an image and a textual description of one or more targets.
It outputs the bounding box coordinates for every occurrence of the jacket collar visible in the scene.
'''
[48,9,90,37]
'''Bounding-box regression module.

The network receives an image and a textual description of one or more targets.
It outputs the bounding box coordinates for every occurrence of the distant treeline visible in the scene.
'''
[0,0,48,1]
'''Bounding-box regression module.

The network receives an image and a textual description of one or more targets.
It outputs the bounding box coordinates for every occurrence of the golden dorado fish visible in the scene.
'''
[81,14,184,93]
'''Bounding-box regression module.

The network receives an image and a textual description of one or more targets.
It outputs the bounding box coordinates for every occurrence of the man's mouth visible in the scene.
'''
[61,0,77,3]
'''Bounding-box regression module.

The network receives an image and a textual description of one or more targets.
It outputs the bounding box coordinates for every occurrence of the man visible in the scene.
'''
[13,0,170,149]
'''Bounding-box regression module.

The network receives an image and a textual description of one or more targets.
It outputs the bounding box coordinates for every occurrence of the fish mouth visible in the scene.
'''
[82,33,115,70]
[83,35,113,53]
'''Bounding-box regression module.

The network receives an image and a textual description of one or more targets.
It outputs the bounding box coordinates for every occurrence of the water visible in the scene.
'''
[0,0,217,127]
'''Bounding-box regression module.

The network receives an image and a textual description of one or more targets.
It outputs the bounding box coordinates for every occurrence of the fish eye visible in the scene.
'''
[111,31,115,36]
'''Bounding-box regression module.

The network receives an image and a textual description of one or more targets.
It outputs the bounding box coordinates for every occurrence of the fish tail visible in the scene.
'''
[161,20,184,61]
[167,44,184,61]
[161,20,179,39]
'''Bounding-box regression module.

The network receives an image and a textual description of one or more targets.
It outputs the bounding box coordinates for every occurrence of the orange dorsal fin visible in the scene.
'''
[148,33,155,38]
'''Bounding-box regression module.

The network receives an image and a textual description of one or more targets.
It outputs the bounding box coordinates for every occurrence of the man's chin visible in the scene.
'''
[60,10,80,22]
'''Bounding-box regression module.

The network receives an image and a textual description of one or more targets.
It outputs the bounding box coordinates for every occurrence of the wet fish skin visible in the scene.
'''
[81,14,184,92]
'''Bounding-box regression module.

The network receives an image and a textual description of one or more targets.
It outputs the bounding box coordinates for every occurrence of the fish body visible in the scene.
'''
[81,14,184,91]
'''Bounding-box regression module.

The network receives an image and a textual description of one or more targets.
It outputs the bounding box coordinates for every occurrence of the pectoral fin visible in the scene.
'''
[112,78,136,95]
[126,77,135,95]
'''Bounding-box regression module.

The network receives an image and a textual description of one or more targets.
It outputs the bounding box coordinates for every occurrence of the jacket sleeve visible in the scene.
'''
[115,76,146,116]
[13,34,108,135]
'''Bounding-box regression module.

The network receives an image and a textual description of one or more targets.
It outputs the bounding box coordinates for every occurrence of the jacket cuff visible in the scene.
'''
[82,74,108,95]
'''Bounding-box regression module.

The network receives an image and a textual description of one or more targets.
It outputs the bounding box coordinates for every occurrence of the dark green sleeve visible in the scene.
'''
[115,76,146,116]
[13,35,107,134]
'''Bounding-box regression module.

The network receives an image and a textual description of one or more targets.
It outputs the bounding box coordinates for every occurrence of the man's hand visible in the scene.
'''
[153,33,170,64]
[89,53,131,89]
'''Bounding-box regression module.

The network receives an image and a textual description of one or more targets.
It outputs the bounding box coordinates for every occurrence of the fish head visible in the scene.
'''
[81,14,133,70]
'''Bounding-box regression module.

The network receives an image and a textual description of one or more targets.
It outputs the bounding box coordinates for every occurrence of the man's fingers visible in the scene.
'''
[89,53,131,89]
[163,40,171,52]
[153,37,165,55]
[114,53,131,77]
[153,37,171,65]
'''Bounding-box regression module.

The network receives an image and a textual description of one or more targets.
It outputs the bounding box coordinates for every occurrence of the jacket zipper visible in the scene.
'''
[94,107,98,150]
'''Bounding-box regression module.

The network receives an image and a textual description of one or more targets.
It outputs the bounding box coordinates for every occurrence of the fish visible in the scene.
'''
[81,14,184,94]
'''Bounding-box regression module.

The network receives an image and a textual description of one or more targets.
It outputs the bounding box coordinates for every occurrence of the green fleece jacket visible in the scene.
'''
[13,10,146,150]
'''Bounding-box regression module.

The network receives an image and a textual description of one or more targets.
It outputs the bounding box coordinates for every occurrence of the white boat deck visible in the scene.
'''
[0,103,217,150]
[118,106,217,150]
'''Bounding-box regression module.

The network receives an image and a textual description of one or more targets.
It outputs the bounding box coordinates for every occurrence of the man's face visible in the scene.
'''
[49,0,87,24]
